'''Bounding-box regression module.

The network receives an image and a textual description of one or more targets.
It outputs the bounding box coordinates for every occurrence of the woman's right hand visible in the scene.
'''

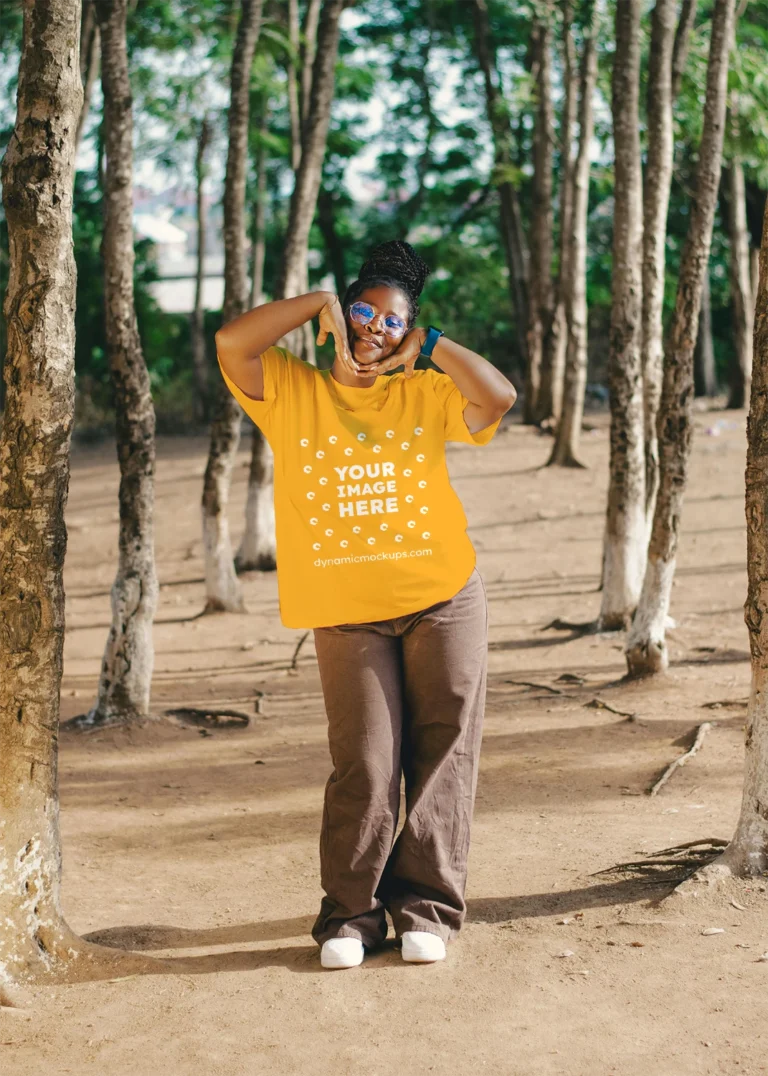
[316,296,359,375]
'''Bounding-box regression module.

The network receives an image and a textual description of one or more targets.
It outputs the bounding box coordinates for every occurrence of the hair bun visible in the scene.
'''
[357,239,431,300]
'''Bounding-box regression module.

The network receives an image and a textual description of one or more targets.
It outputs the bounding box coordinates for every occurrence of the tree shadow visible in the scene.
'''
[466,876,668,924]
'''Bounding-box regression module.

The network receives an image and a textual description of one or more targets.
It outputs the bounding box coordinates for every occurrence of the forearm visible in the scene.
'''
[215,290,335,368]
[430,335,517,412]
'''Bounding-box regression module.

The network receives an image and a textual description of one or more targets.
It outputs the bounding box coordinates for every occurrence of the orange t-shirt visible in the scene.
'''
[218,346,501,628]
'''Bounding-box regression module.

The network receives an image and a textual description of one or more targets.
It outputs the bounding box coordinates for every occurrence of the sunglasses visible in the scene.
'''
[348,301,407,338]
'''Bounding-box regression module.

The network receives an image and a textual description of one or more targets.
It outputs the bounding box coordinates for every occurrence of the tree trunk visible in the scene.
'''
[599,0,646,631]
[699,194,768,878]
[528,9,556,426]
[74,0,99,154]
[287,0,302,173]
[626,0,734,677]
[543,0,577,431]
[694,265,717,396]
[299,0,322,135]
[548,3,598,468]
[726,156,754,409]
[318,185,347,299]
[192,114,212,424]
[84,0,159,726]
[642,0,682,527]
[0,0,85,987]
[236,0,342,574]
[249,106,269,309]
[471,0,530,384]
[234,429,277,572]
[201,0,263,613]
[275,0,344,315]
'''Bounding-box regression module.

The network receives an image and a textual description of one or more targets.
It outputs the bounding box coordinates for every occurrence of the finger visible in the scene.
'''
[317,328,328,346]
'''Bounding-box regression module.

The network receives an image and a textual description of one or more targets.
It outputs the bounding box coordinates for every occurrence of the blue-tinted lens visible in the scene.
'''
[349,302,374,323]
[383,316,406,336]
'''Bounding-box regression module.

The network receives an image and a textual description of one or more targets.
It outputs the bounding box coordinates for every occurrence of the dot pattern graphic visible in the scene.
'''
[298,424,432,554]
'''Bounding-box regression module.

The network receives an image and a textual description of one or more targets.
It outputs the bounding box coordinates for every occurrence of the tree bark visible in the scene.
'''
[709,193,768,874]
[0,0,85,986]
[249,106,269,309]
[299,0,322,135]
[528,8,557,425]
[192,113,212,424]
[275,0,345,309]
[726,155,754,409]
[237,0,342,574]
[318,185,347,298]
[599,0,646,631]
[626,0,734,676]
[287,0,302,174]
[642,0,685,526]
[543,0,577,431]
[471,0,530,383]
[85,0,159,726]
[74,0,99,155]
[694,265,717,396]
[201,0,263,613]
[548,2,598,468]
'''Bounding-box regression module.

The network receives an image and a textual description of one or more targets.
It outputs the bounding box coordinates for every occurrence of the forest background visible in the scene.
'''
[2,0,767,435]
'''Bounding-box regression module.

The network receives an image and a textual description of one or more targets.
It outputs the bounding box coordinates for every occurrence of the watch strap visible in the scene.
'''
[418,325,444,360]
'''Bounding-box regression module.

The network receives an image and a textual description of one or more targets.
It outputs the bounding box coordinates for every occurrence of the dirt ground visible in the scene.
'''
[3,408,768,1076]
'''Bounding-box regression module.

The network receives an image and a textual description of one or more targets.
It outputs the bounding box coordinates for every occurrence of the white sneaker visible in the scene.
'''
[320,937,364,969]
[401,931,447,963]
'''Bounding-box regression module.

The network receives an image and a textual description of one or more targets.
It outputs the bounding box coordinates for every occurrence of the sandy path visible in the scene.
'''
[3,411,767,1076]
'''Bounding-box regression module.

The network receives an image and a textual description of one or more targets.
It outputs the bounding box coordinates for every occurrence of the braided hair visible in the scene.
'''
[341,239,431,330]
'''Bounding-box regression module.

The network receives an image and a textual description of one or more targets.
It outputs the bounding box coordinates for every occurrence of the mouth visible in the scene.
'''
[353,335,384,363]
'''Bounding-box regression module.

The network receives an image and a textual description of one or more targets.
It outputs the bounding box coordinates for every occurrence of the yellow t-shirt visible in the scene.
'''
[218,346,502,629]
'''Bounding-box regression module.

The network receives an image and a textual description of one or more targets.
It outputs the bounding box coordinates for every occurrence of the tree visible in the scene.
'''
[84,0,159,726]
[75,0,100,154]
[192,112,213,424]
[548,0,598,468]
[471,0,530,385]
[695,267,718,395]
[641,0,696,524]
[540,0,577,432]
[201,0,264,613]
[599,0,646,631]
[726,147,754,408]
[626,0,735,677]
[236,0,347,573]
[527,3,556,426]
[699,189,768,877]
[0,0,86,991]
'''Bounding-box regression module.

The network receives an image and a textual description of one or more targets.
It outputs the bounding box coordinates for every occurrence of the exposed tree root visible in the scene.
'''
[593,839,729,886]
[505,679,564,695]
[702,698,748,710]
[648,722,714,795]
[164,708,250,730]
[584,697,638,720]
[289,630,311,674]
[541,617,597,634]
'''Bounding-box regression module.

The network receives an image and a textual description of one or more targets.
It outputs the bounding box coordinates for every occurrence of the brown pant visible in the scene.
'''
[311,566,488,948]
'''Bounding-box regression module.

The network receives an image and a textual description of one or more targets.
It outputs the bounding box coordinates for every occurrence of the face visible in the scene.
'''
[345,285,411,367]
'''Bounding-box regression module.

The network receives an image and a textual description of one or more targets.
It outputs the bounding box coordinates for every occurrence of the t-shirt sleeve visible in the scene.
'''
[428,369,503,446]
[216,344,293,440]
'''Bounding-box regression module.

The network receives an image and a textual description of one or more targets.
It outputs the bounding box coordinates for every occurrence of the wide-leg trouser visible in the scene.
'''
[311,565,488,947]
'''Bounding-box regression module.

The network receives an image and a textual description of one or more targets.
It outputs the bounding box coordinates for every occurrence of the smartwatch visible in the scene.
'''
[418,325,444,362]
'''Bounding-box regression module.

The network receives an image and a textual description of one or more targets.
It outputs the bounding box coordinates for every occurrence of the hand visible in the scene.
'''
[362,327,427,380]
[316,295,360,376]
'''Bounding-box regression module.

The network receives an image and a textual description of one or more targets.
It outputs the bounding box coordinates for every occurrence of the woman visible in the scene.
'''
[216,240,516,969]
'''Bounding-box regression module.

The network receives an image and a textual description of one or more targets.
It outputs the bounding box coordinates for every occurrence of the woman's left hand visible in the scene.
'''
[363,327,426,379]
